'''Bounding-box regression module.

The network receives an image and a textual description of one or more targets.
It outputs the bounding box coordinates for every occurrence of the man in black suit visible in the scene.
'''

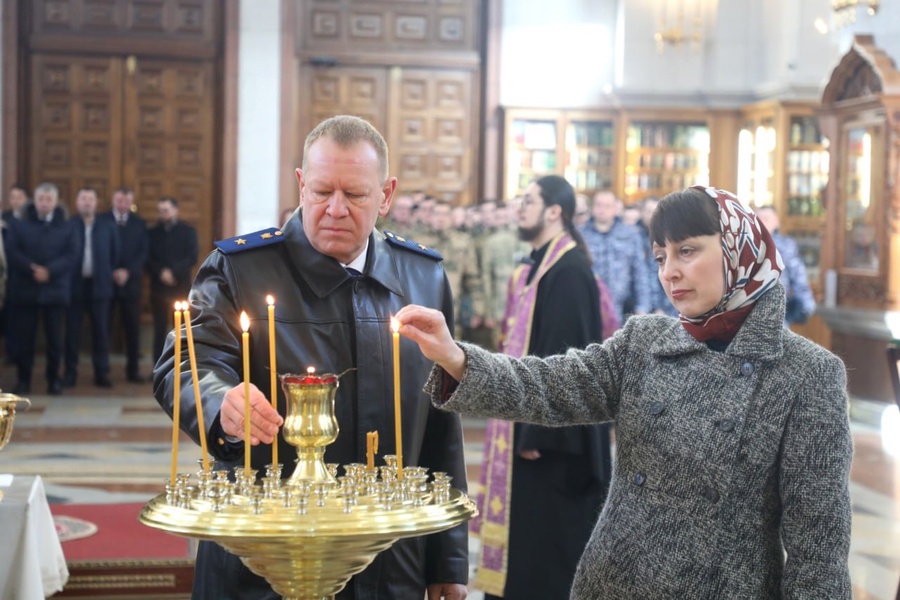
[64,188,120,388]
[5,182,79,395]
[107,187,149,383]
[148,196,198,364]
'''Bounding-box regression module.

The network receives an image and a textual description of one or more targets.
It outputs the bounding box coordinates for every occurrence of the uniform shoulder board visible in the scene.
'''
[383,230,442,261]
[214,227,286,254]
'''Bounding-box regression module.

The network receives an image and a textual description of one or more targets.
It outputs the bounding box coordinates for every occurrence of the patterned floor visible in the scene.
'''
[2,359,898,599]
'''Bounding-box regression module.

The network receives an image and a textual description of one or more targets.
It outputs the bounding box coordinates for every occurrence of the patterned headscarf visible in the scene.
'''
[680,186,784,343]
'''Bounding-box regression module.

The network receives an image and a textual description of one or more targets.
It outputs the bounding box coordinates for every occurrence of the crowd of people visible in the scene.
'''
[0,183,198,395]
[3,113,834,599]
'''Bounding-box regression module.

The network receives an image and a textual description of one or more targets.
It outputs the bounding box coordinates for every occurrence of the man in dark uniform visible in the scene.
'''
[64,188,120,388]
[106,187,149,382]
[5,183,79,395]
[147,196,198,363]
[153,115,468,599]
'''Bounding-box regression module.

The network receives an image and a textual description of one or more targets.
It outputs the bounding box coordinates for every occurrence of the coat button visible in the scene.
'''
[740,362,755,376]
[633,472,646,486]
[717,419,735,432]
[702,486,720,503]
[648,401,665,415]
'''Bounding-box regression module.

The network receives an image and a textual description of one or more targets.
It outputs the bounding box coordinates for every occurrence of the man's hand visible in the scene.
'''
[220,383,283,444]
[160,268,176,286]
[427,583,467,600]
[31,264,50,283]
[395,305,466,381]
[112,268,130,286]
[518,449,542,460]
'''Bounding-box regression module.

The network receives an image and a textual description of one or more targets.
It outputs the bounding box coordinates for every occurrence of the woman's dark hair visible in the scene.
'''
[534,175,590,260]
[649,187,720,247]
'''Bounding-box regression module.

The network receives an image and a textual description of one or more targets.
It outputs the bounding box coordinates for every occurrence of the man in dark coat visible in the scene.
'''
[147,196,198,364]
[5,182,79,395]
[64,188,120,388]
[153,115,469,599]
[474,175,611,600]
[2,184,29,365]
[105,187,149,382]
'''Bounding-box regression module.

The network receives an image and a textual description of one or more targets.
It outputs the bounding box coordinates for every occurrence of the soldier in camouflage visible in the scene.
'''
[428,201,485,338]
[481,201,529,349]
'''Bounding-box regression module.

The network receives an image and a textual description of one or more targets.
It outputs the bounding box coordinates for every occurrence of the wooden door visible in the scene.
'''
[388,68,477,204]
[29,54,124,205]
[28,53,216,254]
[302,65,479,204]
[123,58,216,254]
[305,66,388,135]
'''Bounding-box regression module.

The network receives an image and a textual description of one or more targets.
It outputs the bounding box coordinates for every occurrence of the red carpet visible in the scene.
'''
[50,502,191,561]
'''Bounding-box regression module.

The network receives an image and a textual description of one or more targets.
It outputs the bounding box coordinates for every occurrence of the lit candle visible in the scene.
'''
[170,301,183,486]
[183,303,210,472]
[366,431,378,471]
[390,317,403,480]
[240,311,251,474]
[267,295,278,468]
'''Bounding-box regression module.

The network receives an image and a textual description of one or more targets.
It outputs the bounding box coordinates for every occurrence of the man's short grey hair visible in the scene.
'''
[302,115,389,181]
[34,182,59,200]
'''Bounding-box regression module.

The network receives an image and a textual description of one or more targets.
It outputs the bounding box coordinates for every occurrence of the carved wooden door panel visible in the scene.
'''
[301,66,477,204]
[305,67,388,135]
[123,59,216,255]
[388,68,476,204]
[29,54,215,254]
[29,54,124,205]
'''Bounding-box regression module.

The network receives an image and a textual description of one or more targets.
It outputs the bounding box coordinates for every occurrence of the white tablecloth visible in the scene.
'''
[0,475,69,599]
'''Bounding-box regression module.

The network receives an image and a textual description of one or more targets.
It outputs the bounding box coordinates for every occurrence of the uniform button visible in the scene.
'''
[648,401,665,415]
[717,419,735,432]
[702,486,720,503]
[740,362,755,376]
[633,472,646,486]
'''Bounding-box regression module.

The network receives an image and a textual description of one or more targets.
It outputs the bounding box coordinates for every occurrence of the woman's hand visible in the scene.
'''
[395,305,467,381]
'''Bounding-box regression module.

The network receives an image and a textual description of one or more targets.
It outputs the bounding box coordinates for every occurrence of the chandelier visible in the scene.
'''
[832,0,879,27]
[654,0,703,53]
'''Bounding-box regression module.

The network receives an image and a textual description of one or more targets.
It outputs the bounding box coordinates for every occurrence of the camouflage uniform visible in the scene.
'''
[428,229,485,337]
[481,227,529,325]
[580,217,652,323]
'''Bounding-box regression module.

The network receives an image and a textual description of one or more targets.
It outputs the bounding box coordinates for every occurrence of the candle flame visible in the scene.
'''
[390,316,400,333]
[174,301,181,310]
[266,294,275,306]
[307,366,315,375]
[240,311,250,332]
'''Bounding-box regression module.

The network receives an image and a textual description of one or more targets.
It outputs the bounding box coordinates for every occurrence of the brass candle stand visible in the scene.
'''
[0,391,31,502]
[140,372,476,600]
[0,392,30,451]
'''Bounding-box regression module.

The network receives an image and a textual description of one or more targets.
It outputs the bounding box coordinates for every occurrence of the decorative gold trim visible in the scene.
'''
[65,574,176,590]
[68,558,195,568]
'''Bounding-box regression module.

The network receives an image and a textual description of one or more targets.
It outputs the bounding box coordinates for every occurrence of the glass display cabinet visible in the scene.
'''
[622,119,709,203]
[817,35,900,404]
[502,108,618,199]
[736,101,829,290]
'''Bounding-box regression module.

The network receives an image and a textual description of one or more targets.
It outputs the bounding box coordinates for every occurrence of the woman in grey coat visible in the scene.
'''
[397,186,853,599]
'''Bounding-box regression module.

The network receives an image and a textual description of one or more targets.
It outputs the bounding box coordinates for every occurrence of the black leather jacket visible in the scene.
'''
[153,214,468,599]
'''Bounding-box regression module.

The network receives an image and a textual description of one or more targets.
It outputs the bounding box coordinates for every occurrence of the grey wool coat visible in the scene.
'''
[429,284,852,599]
